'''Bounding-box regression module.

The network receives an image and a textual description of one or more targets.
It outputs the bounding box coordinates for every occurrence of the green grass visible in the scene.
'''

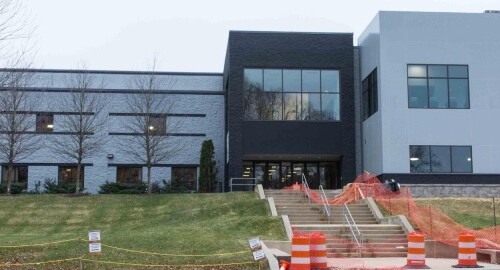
[415,198,500,230]
[0,192,286,269]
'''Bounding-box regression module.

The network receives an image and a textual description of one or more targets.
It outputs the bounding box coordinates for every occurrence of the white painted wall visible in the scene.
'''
[1,71,224,193]
[367,11,500,174]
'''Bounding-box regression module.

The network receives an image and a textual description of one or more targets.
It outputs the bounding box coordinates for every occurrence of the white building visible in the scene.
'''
[359,11,500,186]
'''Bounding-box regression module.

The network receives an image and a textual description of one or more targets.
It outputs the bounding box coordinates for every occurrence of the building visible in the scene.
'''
[1,11,499,194]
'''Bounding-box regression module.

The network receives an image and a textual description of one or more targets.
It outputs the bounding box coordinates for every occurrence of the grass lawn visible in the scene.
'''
[0,192,286,269]
[414,198,500,230]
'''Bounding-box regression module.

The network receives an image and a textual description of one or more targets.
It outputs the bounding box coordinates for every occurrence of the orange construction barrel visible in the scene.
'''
[405,232,429,269]
[310,232,328,269]
[290,234,310,270]
[452,232,483,268]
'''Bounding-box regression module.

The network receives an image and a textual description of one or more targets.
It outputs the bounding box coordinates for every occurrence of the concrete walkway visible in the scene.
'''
[327,257,500,269]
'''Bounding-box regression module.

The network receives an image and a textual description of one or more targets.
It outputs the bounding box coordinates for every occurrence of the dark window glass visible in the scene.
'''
[408,78,428,108]
[36,113,54,132]
[451,146,472,173]
[302,70,320,92]
[408,65,427,77]
[244,92,282,120]
[58,166,84,188]
[362,69,378,120]
[428,65,447,77]
[448,66,468,78]
[281,162,292,186]
[428,79,449,108]
[301,93,321,120]
[1,166,28,189]
[243,68,339,121]
[283,93,300,120]
[171,167,197,190]
[430,146,451,173]
[449,79,469,109]
[117,167,142,184]
[244,69,263,91]
[264,69,282,92]
[410,145,431,173]
[149,115,166,135]
[242,162,253,178]
[321,94,340,120]
[408,64,469,109]
[321,70,339,93]
[283,70,301,92]
[267,163,280,189]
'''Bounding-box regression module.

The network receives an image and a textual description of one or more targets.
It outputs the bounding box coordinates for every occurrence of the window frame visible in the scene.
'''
[409,145,473,174]
[36,113,54,133]
[171,166,198,191]
[243,68,341,122]
[58,166,84,188]
[1,166,28,189]
[116,166,143,184]
[407,64,470,109]
[362,68,378,120]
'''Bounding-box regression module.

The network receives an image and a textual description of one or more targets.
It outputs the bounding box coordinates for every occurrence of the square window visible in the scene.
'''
[410,146,430,173]
[283,70,301,92]
[448,66,468,78]
[58,166,84,189]
[408,65,427,77]
[36,113,54,132]
[408,78,428,108]
[263,69,282,92]
[430,146,451,173]
[1,166,28,190]
[428,65,447,77]
[302,70,321,92]
[171,167,197,190]
[117,166,142,184]
[148,115,166,135]
[451,146,472,173]
[244,69,263,91]
[321,70,339,93]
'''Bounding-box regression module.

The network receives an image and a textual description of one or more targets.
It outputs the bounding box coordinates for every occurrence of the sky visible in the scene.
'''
[17,0,500,72]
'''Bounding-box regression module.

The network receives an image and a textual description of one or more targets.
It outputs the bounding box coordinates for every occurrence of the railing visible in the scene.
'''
[319,185,331,223]
[343,203,363,255]
[229,178,258,192]
[301,173,311,203]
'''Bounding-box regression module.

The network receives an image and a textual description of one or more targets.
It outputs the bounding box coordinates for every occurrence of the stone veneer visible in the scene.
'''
[403,184,500,198]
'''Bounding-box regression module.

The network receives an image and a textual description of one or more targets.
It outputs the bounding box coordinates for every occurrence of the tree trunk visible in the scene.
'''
[147,165,152,194]
[76,162,81,195]
[6,163,13,195]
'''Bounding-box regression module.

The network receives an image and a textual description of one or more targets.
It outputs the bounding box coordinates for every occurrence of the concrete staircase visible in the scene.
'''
[264,189,408,258]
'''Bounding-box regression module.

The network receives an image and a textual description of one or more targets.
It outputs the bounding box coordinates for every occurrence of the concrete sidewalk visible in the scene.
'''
[327,257,500,269]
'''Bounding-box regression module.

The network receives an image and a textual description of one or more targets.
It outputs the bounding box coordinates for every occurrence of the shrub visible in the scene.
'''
[0,182,27,194]
[199,139,217,193]
[98,182,147,194]
[43,178,81,194]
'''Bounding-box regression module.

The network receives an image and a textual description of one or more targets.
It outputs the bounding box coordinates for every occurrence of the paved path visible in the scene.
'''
[327,257,500,269]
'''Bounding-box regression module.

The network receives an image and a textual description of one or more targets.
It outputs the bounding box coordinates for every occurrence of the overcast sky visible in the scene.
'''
[20,0,500,72]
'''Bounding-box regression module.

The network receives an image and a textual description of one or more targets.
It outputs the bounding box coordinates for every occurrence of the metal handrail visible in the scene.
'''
[229,177,258,192]
[301,173,311,203]
[319,185,331,223]
[343,203,363,254]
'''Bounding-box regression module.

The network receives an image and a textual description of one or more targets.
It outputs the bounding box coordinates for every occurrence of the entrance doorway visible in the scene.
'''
[241,160,340,189]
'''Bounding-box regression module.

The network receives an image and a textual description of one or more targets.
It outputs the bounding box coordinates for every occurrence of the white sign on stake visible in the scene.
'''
[248,237,261,250]
[252,249,266,261]
[89,243,102,253]
[88,230,101,242]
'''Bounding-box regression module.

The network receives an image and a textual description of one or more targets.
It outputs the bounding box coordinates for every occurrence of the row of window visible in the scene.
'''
[0,166,198,190]
[410,145,472,173]
[244,68,340,121]
[35,114,167,134]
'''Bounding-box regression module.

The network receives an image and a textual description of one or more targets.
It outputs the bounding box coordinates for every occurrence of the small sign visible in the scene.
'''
[248,237,261,250]
[252,249,266,261]
[89,243,102,253]
[88,231,101,242]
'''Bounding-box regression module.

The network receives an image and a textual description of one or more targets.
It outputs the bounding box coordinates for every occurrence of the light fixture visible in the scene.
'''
[467,158,472,161]
[269,169,276,172]
[107,154,114,160]
[149,126,155,130]
[66,168,72,172]
[47,124,54,129]
[294,168,302,171]
[410,158,419,161]
[243,174,250,177]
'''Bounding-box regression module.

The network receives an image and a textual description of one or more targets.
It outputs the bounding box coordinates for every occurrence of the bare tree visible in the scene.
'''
[50,70,107,195]
[121,62,179,194]
[0,0,33,62]
[0,68,39,194]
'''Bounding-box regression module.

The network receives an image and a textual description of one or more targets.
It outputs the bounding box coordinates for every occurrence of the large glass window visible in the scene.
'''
[117,166,142,184]
[58,166,84,189]
[36,113,54,132]
[407,64,469,109]
[148,115,166,135]
[362,68,378,120]
[171,167,197,190]
[244,68,340,121]
[410,145,472,173]
[1,166,28,190]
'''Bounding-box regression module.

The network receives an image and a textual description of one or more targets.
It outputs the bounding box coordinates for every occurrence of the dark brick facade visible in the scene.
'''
[223,31,356,188]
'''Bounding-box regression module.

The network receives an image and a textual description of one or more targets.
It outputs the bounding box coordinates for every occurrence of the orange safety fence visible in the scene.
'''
[286,172,500,250]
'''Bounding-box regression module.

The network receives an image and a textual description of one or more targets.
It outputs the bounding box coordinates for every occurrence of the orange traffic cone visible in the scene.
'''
[452,232,483,268]
[280,260,291,270]
[405,232,430,269]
